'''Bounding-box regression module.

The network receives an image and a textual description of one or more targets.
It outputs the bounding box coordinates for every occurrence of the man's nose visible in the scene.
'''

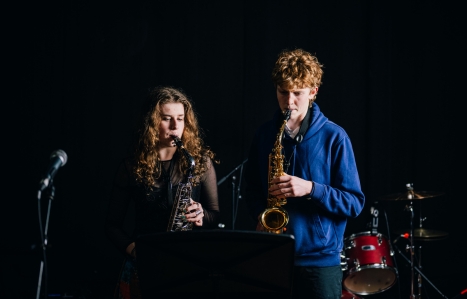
[286,92,295,103]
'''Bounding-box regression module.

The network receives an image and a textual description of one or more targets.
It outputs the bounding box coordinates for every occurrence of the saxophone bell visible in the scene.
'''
[260,207,289,234]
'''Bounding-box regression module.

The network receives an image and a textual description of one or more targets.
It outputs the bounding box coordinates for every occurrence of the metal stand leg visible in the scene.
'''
[404,183,448,299]
[217,159,248,230]
[406,201,416,299]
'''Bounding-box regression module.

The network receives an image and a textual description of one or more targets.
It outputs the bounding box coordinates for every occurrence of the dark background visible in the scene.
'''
[4,1,466,298]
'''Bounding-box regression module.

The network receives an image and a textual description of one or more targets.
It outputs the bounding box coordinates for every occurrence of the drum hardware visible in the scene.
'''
[381,255,387,267]
[378,187,444,201]
[388,183,449,299]
[352,258,359,268]
[405,200,418,299]
[392,239,449,299]
[340,251,348,272]
[370,205,379,234]
[394,228,448,241]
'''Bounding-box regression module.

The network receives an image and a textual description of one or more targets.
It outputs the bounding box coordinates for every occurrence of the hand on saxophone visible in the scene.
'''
[269,174,313,198]
[186,199,204,226]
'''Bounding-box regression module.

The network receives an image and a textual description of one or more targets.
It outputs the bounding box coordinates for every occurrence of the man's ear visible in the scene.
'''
[310,87,318,98]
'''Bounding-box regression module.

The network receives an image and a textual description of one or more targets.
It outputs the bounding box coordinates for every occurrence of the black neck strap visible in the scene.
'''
[294,107,312,144]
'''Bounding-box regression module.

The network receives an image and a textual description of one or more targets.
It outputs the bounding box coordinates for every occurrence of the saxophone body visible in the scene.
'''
[260,109,291,234]
[167,135,196,232]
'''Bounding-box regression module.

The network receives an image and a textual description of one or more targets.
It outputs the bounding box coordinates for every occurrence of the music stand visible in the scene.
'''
[136,230,295,299]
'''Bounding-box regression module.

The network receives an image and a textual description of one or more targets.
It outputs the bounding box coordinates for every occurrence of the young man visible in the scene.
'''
[244,48,365,299]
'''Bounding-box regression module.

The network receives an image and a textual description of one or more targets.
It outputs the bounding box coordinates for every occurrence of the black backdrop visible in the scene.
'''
[4,1,466,298]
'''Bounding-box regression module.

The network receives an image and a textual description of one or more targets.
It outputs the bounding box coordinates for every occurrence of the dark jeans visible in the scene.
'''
[292,265,343,299]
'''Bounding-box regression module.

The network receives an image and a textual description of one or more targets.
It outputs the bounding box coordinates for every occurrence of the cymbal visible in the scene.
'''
[394,228,449,240]
[379,190,444,201]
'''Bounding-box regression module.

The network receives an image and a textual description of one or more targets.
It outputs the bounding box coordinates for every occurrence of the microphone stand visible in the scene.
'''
[36,183,55,299]
[217,159,248,230]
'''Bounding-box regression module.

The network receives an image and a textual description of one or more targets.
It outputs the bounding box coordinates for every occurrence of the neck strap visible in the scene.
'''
[294,107,312,144]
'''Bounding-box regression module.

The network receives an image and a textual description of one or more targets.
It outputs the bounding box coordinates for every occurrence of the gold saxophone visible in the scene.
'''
[167,135,196,232]
[259,109,291,234]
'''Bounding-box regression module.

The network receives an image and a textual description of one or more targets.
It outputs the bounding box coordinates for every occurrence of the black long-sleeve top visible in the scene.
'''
[105,155,220,255]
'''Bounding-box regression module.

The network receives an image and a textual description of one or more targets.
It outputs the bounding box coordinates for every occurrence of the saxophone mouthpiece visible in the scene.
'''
[170,135,183,147]
[283,109,291,121]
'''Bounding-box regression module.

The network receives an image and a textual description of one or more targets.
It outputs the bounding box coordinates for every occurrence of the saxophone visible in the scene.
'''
[259,109,291,234]
[167,135,196,232]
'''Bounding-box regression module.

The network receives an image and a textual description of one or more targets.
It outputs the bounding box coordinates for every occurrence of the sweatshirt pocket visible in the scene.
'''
[315,213,339,251]
[294,212,339,255]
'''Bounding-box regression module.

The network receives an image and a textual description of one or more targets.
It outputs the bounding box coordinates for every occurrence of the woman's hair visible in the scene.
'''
[132,86,216,187]
[272,48,324,93]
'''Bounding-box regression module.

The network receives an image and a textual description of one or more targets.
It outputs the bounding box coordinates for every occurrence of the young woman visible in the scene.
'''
[105,86,220,299]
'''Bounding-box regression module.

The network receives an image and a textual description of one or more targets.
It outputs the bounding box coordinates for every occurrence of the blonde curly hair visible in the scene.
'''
[133,86,217,188]
[272,48,324,103]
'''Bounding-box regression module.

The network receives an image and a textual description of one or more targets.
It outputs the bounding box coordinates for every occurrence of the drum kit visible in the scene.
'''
[340,183,449,299]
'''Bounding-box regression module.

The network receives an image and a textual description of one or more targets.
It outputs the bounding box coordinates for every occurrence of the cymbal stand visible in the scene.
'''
[402,183,415,298]
[405,200,416,299]
[417,197,426,298]
[404,183,447,299]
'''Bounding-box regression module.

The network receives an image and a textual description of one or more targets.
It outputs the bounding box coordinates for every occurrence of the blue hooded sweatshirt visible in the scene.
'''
[244,103,365,267]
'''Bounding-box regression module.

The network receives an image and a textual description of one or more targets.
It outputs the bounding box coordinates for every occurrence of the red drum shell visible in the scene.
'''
[341,289,361,299]
[343,231,397,295]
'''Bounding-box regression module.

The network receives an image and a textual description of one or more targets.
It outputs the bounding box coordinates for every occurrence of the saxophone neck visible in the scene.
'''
[170,135,195,181]
[278,109,291,141]
[283,109,291,121]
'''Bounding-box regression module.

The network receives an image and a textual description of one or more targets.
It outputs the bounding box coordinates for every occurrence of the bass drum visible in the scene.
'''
[343,231,397,295]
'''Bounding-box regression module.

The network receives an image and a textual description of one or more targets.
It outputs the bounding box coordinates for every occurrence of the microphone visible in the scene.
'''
[393,232,410,244]
[39,149,68,191]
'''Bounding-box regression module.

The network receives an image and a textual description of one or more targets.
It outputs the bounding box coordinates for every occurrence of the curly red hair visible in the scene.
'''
[133,86,217,188]
[272,48,324,102]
